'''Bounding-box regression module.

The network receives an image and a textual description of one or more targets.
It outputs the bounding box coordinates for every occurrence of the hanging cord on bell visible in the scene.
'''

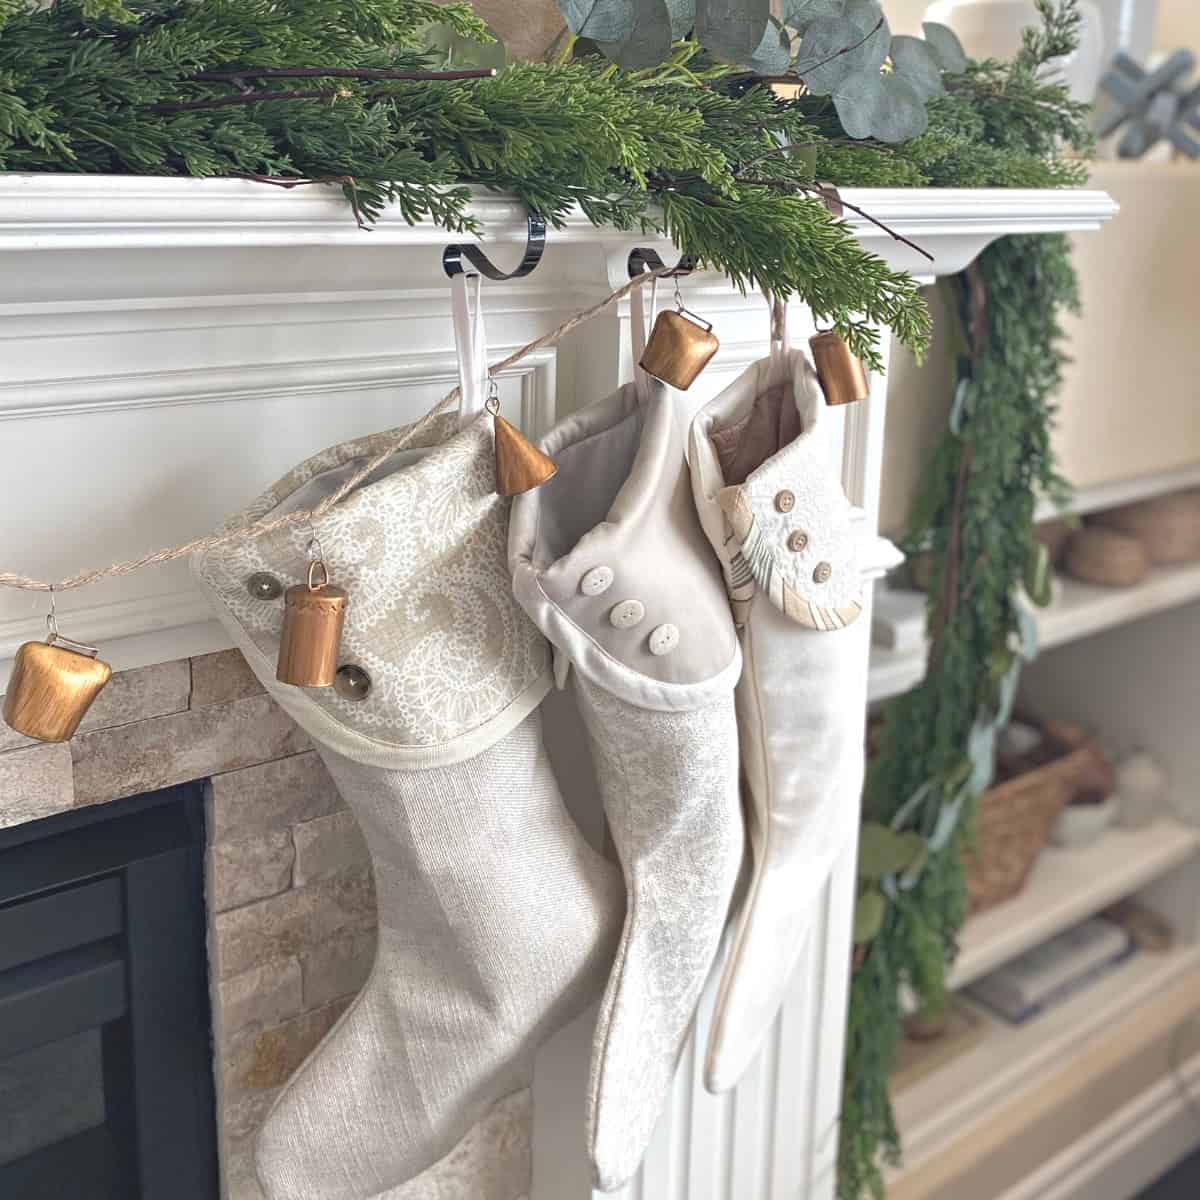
[0,265,673,596]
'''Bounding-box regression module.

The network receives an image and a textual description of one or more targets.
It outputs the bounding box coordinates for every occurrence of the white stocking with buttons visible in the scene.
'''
[508,286,743,1191]
[687,313,901,1094]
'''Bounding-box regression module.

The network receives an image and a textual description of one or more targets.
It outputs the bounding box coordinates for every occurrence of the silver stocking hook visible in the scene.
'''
[627,248,697,280]
[443,211,547,281]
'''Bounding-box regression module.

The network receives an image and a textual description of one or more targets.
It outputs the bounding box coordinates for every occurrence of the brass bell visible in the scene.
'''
[276,559,349,688]
[639,302,719,391]
[809,330,869,406]
[488,392,558,497]
[3,628,112,743]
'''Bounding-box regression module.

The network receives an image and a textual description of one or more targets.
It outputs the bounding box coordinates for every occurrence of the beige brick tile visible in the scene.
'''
[0,742,75,829]
[217,959,304,1039]
[208,751,343,844]
[292,809,369,887]
[300,928,377,1010]
[71,693,309,807]
[213,872,376,980]
[209,832,295,913]
[190,650,264,709]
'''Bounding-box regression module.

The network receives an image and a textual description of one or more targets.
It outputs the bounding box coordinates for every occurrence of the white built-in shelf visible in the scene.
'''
[891,942,1200,1183]
[870,559,1200,703]
[1036,561,1200,650]
[950,819,1200,991]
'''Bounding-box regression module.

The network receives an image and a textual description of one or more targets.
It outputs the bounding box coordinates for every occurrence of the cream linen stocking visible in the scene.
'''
[509,374,743,1192]
[194,414,622,1199]
[688,344,901,1093]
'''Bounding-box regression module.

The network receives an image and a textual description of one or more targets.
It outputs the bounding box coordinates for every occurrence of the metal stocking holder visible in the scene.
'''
[443,211,548,280]
[627,247,697,280]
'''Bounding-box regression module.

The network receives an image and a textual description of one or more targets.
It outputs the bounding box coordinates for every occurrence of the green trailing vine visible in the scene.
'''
[838,6,1092,1196]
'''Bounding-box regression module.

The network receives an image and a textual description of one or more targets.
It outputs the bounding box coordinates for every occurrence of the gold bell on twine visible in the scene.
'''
[488,389,558,497]
[809,329,870,407]
[3,593,112,743]
[639,281,719,391]
[276,554,349,688]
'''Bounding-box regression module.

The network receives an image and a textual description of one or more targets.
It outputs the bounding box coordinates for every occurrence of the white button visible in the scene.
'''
[580,566,615,596]
[609,599,646,629]
[648,623,680,656]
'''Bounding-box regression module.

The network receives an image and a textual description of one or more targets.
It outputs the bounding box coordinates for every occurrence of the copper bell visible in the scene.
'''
[3,628,112,743]
[809,330,869,406]
[488,393,558,497]
[639,307,719,391]
[276,559,349,688]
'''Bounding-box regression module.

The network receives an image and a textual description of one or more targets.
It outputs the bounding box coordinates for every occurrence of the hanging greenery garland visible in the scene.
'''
[838,6,1092,1196]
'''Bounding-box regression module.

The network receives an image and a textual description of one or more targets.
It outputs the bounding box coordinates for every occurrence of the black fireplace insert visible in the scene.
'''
[0,781,219,1199]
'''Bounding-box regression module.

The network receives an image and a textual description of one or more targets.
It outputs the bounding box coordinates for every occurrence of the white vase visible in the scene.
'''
[924,0,1107,102]
[1090,0,1160,65]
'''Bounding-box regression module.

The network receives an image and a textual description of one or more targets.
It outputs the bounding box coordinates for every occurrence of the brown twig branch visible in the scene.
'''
[731,16,887,86]
[731,175,934,262]
[190,67,496,84]
[227,173,371,229]
[152,88,354,113]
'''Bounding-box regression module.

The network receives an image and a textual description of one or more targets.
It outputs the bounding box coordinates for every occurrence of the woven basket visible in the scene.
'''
[1090,489,1200,565]
[965,723,1109,914]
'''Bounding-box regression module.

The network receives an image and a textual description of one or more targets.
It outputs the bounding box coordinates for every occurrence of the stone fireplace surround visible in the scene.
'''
[0,648,393,1200]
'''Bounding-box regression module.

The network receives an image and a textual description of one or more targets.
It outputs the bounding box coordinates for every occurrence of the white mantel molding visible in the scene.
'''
[0,174,1117,270]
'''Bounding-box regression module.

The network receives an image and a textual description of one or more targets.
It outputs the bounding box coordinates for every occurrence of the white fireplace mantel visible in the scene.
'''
[0,175,1115,1200]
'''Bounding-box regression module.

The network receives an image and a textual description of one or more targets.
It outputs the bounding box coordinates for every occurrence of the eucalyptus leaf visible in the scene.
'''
[793,14,861,93]
[831,69,883,139]
[749,15,792,74]
[858,822,918,880]
[556,0,636,41]
[853,887,886,944]
[696,0,771,63]
[869,72,928,142]
[782,0,844,34]
[890,34,944,101]
[1024,540,1052,608]
[843,0,890,74]
[966,720,996,796]
[923,20,968,73]
[897,836,930,889]
[665,0,695,39]
[597,0,673,67]
[1014,593,1040,660]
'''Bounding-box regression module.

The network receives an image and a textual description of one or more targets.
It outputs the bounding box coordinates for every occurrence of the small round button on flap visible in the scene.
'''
[775,490,796,514]
[609,599,646,630]
[648,623,680,656]
[787,530,809,553]
[247,572,284,601]
[334,664,371,701]
[580,566,615,596]
[813,561,833,584]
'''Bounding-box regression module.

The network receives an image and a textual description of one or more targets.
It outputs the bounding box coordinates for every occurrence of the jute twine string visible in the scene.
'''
[0,267,670,595]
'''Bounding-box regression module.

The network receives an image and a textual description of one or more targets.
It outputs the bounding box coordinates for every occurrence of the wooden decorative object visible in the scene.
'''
[276,561,349,688]
[1034,517,1074,566]
[2,636,112,742]
[965,722,1109,914]
[1089,489,1200,564]
[891,1000,990,1093]
[493,413,558,496]
[809,330,869,406]
[1063,526,1150,588]
[638,309,719,391]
